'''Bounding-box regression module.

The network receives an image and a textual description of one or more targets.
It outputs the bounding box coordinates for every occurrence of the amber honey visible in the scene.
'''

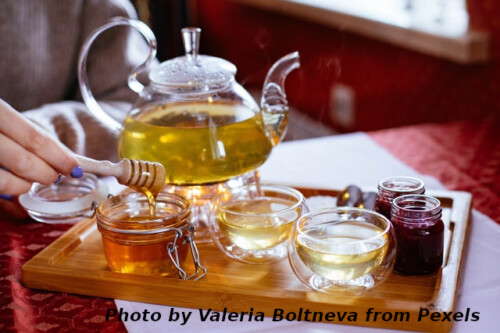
[130,186,157,219]
[96,192,191,276]
[100,225,188,276]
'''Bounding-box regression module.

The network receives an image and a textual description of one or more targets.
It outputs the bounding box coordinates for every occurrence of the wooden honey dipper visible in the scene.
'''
[75,155,166,194]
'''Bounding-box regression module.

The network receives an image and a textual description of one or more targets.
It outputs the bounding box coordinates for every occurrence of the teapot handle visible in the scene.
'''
[78,17,157,133]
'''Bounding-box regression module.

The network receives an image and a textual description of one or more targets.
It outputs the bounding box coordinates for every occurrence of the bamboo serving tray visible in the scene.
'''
[22,188,472,332]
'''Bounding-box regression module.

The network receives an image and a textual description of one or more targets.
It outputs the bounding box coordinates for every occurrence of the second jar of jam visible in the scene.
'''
[391,194,444,275]
[375,176,425,220]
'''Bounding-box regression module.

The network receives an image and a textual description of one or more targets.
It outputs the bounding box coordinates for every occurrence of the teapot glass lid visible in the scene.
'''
[149,27,236,91]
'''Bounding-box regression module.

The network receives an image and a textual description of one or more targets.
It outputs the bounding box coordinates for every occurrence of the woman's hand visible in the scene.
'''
[0,99,80,196]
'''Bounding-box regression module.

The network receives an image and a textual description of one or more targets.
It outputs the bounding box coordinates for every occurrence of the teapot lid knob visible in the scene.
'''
[149,27,236,91]
[182,27,201,60]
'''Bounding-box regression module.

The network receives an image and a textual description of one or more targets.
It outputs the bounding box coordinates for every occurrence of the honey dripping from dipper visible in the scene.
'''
[124,159,167,219]
[74,156,167,218]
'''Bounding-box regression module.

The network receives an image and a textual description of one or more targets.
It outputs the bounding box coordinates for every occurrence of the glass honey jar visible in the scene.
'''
[96,191,205,279]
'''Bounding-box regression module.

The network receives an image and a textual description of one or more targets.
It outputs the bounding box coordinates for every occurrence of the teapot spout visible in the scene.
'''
[260,52,300,146]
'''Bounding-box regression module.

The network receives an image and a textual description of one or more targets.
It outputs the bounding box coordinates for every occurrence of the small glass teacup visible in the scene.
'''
[288,207,396,294]
[210,184,308,264]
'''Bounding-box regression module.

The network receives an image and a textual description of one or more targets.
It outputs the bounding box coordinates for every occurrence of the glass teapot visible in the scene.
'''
[78,18,299,186]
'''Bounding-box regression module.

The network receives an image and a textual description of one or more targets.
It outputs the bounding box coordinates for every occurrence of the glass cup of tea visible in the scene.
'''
[288,207,396,294]
[210,184,308,264]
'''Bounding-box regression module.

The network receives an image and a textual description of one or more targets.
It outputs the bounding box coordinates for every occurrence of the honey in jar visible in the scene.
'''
[96,191,192,276]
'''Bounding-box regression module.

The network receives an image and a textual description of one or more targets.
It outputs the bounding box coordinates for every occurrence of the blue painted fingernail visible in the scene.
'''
[1,166,8,171]
[54,174,63,184]
[70,165,83,178]
[0,194,13,200]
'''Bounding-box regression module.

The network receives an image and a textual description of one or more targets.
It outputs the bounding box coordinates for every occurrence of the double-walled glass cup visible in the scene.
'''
[288,207,396,294]
[210,184,308,264]
[96,191,193,277]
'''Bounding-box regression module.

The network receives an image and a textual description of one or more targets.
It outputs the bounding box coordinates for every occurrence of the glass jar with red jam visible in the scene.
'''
[375,176,425,220]
[391,194,444,275]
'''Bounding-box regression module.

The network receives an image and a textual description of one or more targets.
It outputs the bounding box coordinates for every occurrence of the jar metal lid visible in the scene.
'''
[19,173,108,224]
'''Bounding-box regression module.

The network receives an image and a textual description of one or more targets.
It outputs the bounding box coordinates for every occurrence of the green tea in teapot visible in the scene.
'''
[118,100,275,185]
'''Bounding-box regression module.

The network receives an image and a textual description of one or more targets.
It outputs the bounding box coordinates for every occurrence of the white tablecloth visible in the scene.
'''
[114,133,500,333]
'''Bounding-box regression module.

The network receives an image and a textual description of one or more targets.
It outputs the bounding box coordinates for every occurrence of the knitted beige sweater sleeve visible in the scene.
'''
[0,0,153,161]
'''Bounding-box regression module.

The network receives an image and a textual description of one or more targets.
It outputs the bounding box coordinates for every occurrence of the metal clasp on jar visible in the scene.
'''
[166,224,207,280]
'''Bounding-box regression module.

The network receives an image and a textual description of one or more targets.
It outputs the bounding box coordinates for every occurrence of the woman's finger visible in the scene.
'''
[0,168,31,195]
[0,100,78,175]
[0,133,60,185]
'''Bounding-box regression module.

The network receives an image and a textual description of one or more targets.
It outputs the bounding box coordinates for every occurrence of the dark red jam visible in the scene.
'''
[375,176,425,220]
[391,195,444,275]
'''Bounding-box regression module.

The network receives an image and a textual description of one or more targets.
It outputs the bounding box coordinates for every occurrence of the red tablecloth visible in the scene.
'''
[369,117,500,224]
[1,117,498,332]
[0,219,126,332]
